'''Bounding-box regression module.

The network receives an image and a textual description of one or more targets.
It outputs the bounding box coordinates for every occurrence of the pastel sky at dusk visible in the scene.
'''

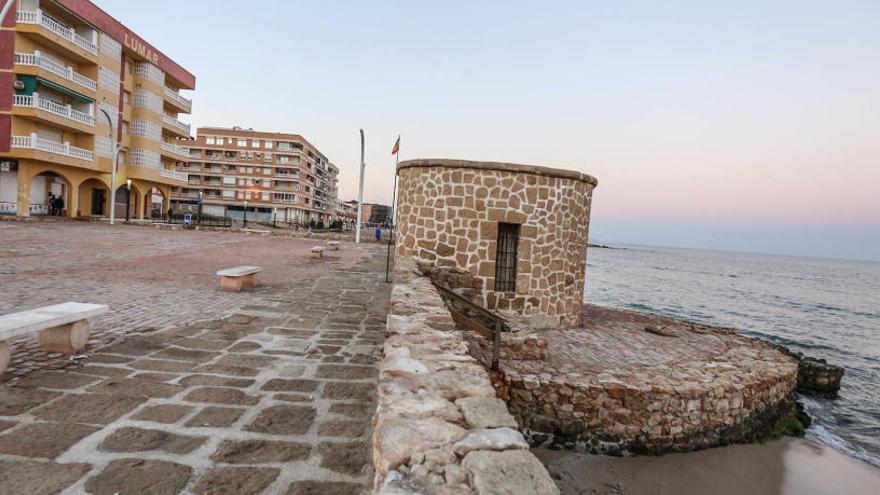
[95,0,880,261]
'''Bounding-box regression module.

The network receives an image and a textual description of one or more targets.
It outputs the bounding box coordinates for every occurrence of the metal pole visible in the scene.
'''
[385,140,399,283]
[98,109,118,225]
[198,191,203,225]
[125,179,131,222]
[243,200,248,228]
[355,129,365,244]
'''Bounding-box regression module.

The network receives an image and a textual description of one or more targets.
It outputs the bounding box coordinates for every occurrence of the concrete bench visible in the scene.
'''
[311,246,325,259]
[217,265,262,292]
[0,302,109,374]
[327,241,340,250]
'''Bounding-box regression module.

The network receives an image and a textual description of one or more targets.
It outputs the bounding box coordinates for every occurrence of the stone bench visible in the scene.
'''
[217,266,262,292]
[311,246,325,259]
[327,241,340,250]
[0,302,109,374]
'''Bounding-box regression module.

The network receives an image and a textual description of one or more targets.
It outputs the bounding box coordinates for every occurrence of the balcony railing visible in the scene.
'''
[11,134,94,161]
[162,114,191,134]
[16,10,98,56]
[13,94,95,126]
[14,52,97,91]
[160,141,190,158]
[160,169,188,182]
[163,87,192,112]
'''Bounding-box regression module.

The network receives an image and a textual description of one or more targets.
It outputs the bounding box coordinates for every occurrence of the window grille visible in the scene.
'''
[494,222,520,292]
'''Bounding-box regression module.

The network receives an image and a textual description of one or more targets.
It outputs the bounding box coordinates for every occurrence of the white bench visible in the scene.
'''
[326,241,341,250]
[217,265,262,292]
[0,302,109,374]
[311,246,325,259]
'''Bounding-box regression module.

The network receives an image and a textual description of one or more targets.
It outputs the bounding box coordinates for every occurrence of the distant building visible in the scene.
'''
[171,127,339,225]
[361,203,391,226]
[0,0,195,219]
[334,198,358,229]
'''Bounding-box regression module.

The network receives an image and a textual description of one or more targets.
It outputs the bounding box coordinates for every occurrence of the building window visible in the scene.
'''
[252,139,260,148]
[494,223,520,292]
[237,139,246,147]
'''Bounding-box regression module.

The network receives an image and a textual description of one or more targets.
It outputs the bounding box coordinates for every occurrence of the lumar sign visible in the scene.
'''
[123,32,160,65]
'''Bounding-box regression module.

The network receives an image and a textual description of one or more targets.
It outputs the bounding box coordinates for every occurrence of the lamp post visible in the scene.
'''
[243,200,248,229]
[355,129,365,244]
[98,108,120,224]
[125,179,131,222]
[198,191,203,225]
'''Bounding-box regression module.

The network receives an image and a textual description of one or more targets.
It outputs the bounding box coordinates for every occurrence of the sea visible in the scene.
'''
[584,244,880,467]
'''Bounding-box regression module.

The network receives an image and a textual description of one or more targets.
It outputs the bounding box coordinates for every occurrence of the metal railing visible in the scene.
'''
[162,114,191,134]
[159,169,188,182]
[16,10,98,55]
[435,284,510,370]
[151,212,232,228]
[160,141,190,158]
[14,52,97,91]
[13,94,95,126]
[163,87,192,111]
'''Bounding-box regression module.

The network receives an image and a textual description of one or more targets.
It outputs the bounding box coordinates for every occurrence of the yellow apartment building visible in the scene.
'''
[172,127,340,226]
[0,0,194,219]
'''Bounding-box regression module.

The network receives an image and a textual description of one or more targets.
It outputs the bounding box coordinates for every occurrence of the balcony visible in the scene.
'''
[162,114,191,136]
[13,94,95,127]
[160,141,190,159]
[16,10,98,57]
[160,169,188,182]
[11,134,94,161]
[14,53,97,92]
[163,87,192,113]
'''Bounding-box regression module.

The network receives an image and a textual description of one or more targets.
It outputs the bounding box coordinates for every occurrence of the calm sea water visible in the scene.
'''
[584,245,880,467]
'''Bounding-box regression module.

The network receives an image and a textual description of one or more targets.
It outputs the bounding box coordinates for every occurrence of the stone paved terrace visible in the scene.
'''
[0,221,392,494]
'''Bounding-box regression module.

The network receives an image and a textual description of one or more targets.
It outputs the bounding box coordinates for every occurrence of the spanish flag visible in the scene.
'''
[391,136,400,156]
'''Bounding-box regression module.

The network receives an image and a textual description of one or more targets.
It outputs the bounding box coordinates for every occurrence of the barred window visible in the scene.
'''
[494,223,520,292]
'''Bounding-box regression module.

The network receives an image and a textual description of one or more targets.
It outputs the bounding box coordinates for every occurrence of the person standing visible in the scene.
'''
[55,195,64,217]
[46,193,55,216]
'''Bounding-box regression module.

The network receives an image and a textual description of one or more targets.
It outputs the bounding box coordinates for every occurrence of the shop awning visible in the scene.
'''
[36,78,94,104]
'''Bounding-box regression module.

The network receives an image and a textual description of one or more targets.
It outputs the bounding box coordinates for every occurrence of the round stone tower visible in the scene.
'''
[395,159,598,328]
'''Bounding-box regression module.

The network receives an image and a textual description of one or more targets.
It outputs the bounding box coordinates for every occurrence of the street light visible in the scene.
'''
[198,191,203,225]
[125,179,131,222]
[97,108,120,224]
[243,200,248,228]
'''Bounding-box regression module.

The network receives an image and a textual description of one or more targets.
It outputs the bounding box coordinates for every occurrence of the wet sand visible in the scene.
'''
[535,438,880,495]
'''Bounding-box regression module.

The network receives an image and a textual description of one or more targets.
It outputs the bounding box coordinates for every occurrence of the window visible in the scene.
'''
[264,140,273,149]
[222,190,234,198]
[252,139,260,148]
[494,223,520,292]
[222,176,235,185]
[237,138,246,147]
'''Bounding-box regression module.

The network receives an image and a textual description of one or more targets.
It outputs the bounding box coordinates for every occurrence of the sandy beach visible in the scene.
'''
[535,438,880,495]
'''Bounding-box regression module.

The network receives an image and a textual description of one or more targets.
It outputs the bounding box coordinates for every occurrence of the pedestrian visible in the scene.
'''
[54,195,64,216]
[47,193,55,216]
[167,207,174,221]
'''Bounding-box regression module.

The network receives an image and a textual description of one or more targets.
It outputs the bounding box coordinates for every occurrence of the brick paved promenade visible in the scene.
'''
[0,221,391,494]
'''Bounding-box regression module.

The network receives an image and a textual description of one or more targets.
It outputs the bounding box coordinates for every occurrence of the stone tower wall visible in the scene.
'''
[395,159,597,328]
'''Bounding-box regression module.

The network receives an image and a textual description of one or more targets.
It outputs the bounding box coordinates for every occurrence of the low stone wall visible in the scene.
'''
[372,257,558,494]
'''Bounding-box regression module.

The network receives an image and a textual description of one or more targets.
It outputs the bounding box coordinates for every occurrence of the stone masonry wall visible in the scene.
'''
[395,159,597,329]
[372,257,558,494]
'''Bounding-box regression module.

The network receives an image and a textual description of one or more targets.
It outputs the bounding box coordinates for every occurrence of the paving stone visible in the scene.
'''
[211,439,311,463]
[193,363,260,377]
[0,420,16,432]
[329,402,373,417]
[317,441,370,476]
[151,347,220,363]
[286,480,364,495]
[322,381,375,401]
[84,354,136,364]
[0,460,91,495]
[245,405,315,435]
[99,427,207,454]
[72,365,134,378]
[261,378,319,393]
[461,450,559,495]
[185,387,261,405]
[130,372,179,382]
[129,359,198,373]
[318,419,368,438]
[100,341,164,356]
[194,467,280,495]
[0,387,61,415]
[266,328,318,338]
[0,422,99,458]
[178,374,255,388]
[228,342,262,352]
[84,458,192,495]
[185,406,245,427]
[316,364,378,380]
[14,371,101,390]
[455,397,519,429]
[212,354,277,368]
[274,393,314,402]
[88,377,184,398]
[33,393,146,425]
[174,337,231,351]
[279,365,306,377]
[132,404,194,424]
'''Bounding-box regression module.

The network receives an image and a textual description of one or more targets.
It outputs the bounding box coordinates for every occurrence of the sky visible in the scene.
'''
[95,0,880,261]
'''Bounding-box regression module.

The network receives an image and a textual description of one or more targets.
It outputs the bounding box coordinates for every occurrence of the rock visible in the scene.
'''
[444,464,467,485]
[373,418,467,474]
[462,450,559,495]
[452,427,529,455]
[455,397,518,429]
[798,357,844,396]
[644,325,677,337]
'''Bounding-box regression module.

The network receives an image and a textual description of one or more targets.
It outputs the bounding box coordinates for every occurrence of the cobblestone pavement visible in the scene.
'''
[0,228,391,494]
[0,221,374,380]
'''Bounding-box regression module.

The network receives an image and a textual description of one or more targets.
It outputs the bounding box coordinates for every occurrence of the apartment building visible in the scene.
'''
[0,0,194,218]
[172,127,340,226]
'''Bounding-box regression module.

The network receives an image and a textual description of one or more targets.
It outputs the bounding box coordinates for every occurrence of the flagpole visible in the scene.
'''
[355,129,365,244]
[385,135,400,283]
